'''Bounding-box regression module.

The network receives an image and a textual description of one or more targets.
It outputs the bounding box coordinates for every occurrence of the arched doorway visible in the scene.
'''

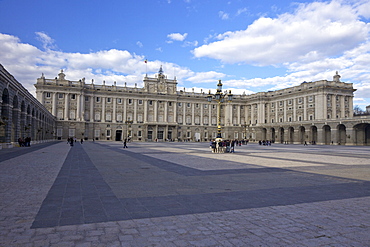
[1,88,10,143]
[115,130,122,141]
[279,127,284,144]
[354,123,370,145]
[310,126,317,144]
[288,127,294,144]
[271,128,275,143]
[337,124,346,145]
[299,126,305,144]
[323,125,331,145]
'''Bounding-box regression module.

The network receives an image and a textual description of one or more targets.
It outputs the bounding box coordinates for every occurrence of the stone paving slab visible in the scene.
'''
[0,141,369,246]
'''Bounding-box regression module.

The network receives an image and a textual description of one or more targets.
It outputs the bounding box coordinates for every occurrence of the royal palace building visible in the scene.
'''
[32,67,370,145]
[1,64,369,148]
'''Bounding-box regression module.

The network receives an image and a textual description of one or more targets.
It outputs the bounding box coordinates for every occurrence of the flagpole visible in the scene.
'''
[145,59,148,76]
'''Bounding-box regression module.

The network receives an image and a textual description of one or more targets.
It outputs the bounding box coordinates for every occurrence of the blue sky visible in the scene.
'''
[1,0,370,109]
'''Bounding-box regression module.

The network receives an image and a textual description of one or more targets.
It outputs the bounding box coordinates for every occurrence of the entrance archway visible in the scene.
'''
[115,130,122,141]
[288,127,294,144]
[323,125,331,145]
[310,126,317,144]
[271,128,275,143]
[279,127,284,144]
[337,124,346,145]
[299,126,305,144]
[354,123,370,145]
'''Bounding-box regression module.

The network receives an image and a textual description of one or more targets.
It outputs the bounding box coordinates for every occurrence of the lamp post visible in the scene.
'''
[125,119,133,140]
[207,80,233,140]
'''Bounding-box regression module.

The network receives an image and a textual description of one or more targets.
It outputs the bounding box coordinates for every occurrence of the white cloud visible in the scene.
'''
[0,32,207,96]
[194,1,370,66]
[167,33,188,41]
[218,11,229,20]
[136,41,143,47]
[236,8,248,16]
[35,31,57,50]
[186,71,226,83]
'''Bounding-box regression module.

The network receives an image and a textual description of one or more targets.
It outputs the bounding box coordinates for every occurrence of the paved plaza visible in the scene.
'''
[0,141,369,246]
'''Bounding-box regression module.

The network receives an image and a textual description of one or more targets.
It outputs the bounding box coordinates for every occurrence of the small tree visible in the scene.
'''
[354,105,365,115]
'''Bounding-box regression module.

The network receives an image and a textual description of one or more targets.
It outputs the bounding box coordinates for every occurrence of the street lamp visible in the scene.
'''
[207,80,233,140]
[125,119,133,140]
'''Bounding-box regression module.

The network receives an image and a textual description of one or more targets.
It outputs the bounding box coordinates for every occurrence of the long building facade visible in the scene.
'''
[0,64,56,149]
[34,68,370,145]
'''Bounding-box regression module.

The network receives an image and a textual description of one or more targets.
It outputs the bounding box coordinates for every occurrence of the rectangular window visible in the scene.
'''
[96,97,101,103]
[58,93,64,99]
[71,94,76,100]
[107,98,111,103]
[138,100,143,105]
[117,98,122,104]
[69,129,75,137]
[187,103,191,108]
[106,130,111,137]
[178,102,182,107]
[128,99,133,104]
[149,100,153,105]
[85,96,89,101]
[138,130,142,137]
[46,92,51,98]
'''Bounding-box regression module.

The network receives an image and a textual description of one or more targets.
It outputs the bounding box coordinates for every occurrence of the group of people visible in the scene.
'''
[67,137,85,146]
[210,139,242,153]
[258,140,272,146]
[17,137,31,147]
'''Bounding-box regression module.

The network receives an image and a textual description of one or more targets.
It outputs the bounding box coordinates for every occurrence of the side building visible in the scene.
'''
[0,64,56,148]
[35,68,370,145]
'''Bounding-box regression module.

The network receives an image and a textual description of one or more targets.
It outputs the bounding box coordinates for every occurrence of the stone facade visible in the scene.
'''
[0,64,56,148]
[34,67,370,145]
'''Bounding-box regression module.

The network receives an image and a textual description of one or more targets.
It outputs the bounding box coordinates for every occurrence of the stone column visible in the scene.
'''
[90,96,94,122]
[275,101,278,123]
[154,100,158,122]
[113,97,116,123]
[200,103,204,126]
[293,98,296,121]
[332,94,337,119]
[80,94,85,121]
[52,92,57,116]
[283,101,287,122]
[173,101,177,123]
[349,96,354,117]
[340,96,345,118]
[191,103,195,125]
[76,94,81,121]
[250,105,255,125]
[143,100,147,123]
[237,105,241,125]
[64,93,69,120]
[303,97,307,121]
[123,98,127,121]
[101,97,106,122]
[164,101,167,123]
[134,99,137,123]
